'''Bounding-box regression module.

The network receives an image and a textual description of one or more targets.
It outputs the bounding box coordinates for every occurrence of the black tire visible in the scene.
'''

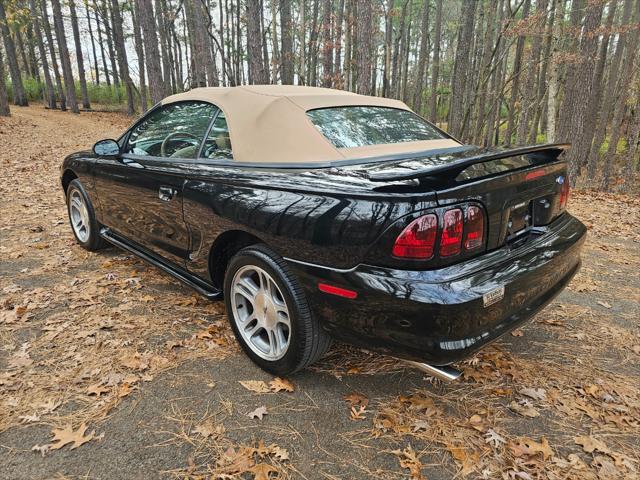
[223,244,332,375]
[66,179,108,251]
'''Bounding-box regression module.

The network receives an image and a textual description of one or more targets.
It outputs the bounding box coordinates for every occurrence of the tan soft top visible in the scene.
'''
[162,85,460,163]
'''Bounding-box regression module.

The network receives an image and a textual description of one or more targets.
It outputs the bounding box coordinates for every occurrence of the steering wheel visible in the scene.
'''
[160,132,200,157]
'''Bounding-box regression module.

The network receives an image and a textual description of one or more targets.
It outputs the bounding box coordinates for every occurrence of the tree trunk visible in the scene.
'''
[280,0,294,84]
[30,0,56,109]
[588,0,634,179]
[138,0,164,103]
[413,0,431,113]
[516,0,545,144]
[449,0,477,138]
[41,0,66,109]
[308,0,320,86]
[503,0,531,145]
[428,0,442,122]
[51,0,79,113]
[86,1,100,85]
[0,47,10,116]
[321,0,333,87]
[602,3,640,189]
[333,0,345,88]
[246,0,268,84]
[546,0,566,142]
[579,0,617,176]
[93,0,110,86]
[355,0,372,95]
[562,2,603,182]
[132,0,148,112]
[110,0,135,115]
[102,0,120,88]
[0,1,28,106]
[69,0,91,109]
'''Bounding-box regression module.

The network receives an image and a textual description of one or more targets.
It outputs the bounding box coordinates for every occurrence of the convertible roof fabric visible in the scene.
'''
[162,85,460,163]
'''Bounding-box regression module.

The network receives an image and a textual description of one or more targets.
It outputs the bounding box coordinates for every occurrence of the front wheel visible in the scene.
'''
[66,179,108,251]
[223,244,331,375]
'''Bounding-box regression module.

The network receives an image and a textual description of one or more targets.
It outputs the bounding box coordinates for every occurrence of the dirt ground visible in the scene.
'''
[0,105,639,480]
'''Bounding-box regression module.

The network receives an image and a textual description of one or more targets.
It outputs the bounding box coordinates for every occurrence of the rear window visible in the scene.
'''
[307,106,447,148]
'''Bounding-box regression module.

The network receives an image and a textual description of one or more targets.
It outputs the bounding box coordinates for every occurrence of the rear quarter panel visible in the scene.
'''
[181,165,437,279]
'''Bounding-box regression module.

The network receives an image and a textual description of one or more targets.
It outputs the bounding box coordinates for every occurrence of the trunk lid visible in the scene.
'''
[366,144,570,250]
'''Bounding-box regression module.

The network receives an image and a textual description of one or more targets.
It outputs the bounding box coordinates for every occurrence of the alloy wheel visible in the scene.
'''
[230,265,291,361]
[69,189,90,243]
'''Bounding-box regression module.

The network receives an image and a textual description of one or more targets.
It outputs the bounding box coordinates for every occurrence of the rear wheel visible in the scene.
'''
[223,244,331,375]
[66,179,107,251]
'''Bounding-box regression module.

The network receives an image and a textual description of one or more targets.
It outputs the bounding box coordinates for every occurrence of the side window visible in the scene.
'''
[201,111,233,160]
[124,102,217,158]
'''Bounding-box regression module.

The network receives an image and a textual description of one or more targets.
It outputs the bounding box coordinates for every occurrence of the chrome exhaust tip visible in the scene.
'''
[403,360,462,382]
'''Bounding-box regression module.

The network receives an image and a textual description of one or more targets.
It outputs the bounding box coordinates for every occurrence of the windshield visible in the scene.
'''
[307,106,447,148]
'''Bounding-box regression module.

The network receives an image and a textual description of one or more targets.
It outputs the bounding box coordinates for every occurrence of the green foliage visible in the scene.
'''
[6,76,130,107]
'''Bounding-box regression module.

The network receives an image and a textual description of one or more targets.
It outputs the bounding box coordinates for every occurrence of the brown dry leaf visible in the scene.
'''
[510,400,540,418]
[485,429,506,448]
[249,463,279,480]
[239,380,271,393]
[447,444,478,476]
[193,420,224,438]
[248,406,268,420]
[392,445,424,480]
[519,387,547,401]
[509,436,553,461]
[19,413,40,424]
[343,392,369,408]
[120,353,148,371]
[511,329,524,337]
[216,446,255,474]
[49,423,96,450]
[268,377,294,392]
[86,383,110,397]
[574,435,610,455]
[350,404,367,420]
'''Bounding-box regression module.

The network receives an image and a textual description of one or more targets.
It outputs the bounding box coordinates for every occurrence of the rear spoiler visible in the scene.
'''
[368,143,570,182]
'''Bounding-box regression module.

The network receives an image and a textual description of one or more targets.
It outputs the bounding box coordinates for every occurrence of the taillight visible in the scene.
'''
[559,175,569,210]
[464,205,484,250]
[392,214,437,259]
[440,209,463,257]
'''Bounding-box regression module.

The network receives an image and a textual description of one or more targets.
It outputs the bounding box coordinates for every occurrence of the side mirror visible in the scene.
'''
[93,139,120,157]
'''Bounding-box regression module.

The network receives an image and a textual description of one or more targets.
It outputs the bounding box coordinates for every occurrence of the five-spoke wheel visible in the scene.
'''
[231,265,291,361]
[224,244,332,375]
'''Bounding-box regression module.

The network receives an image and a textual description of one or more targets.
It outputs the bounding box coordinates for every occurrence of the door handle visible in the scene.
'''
[158,186,177,202]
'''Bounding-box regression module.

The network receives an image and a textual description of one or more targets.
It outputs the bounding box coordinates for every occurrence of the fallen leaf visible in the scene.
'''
[393,445,424,480]
[86,383,110,397]
[19,413,40,424]
[49,423,96,450]
[216,446,255,474]
[249,463,279,480]
[485,429,506,448]
[268,377,294,392]
[509,436,553,460]
[412,420,429,432]
[597,301,612,309]
[248,406,268,420]
[519,387,547,401]
[510,400,540,418]
[447,444,478,476]
[350,404,367,420]
[574,435,610,454]
[511,329,524,337]
[193,420,224,438]
[343,392,369,408]
[240,380,271,393]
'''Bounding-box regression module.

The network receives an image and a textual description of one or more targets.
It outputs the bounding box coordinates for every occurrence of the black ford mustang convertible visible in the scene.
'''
[61,85,586,377]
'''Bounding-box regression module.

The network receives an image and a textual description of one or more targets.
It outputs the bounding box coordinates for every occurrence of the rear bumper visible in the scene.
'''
[287,213,586,365]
